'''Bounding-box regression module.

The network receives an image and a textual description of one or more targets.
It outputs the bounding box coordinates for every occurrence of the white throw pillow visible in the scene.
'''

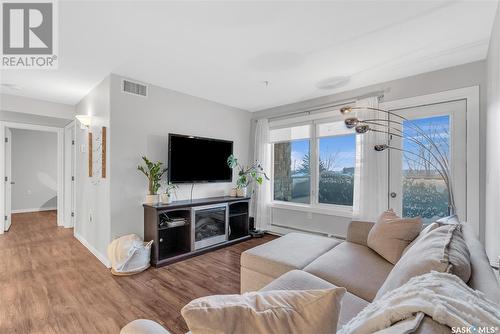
[181,288,346,334]
[375,223,471,300]
[401,222,439,257]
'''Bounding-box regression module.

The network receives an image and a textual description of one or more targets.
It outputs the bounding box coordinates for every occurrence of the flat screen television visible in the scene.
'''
[168,134,233,183]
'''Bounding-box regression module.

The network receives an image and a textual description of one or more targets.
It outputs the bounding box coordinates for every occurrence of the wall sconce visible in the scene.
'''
[75,114,91,129]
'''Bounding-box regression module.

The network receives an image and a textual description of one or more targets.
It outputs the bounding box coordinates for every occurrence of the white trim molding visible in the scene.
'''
[64,121,76,228]
[74,232,111,268]
[269,223,346,240]
[381,86,480,237]
[0,124,4,234]
[12,207,57,214]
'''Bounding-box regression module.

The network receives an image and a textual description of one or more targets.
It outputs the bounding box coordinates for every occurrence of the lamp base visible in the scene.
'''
[250,229,265,238]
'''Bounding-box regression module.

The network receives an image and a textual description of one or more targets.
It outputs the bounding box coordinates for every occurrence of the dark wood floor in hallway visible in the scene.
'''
[0,211,275,334]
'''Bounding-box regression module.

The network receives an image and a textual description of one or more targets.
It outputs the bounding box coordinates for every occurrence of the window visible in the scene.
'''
[269,98,468,224]
[271,125,311,204]
[401,115,450,223]
[273,140,310,204]
[318,135,356,205]
[270,120,356,210]
[388,99,466,224]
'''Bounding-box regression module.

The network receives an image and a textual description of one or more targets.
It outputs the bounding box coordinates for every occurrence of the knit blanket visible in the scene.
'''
[338,271,500,334]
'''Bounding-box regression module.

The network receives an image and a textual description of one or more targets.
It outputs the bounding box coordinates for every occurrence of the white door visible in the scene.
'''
[71,125,75,227]
[388,100,467,223]
[64,122,76,227]
[4,128,12,231]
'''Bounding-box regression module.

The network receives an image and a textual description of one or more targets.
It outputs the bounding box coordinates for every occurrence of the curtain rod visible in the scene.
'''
[266,90,386,122]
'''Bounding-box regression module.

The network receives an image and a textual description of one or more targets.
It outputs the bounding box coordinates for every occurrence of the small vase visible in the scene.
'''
[230,188,238,197]
[160,193,173,204]
[236,187,248,197]
[145,194,159,205]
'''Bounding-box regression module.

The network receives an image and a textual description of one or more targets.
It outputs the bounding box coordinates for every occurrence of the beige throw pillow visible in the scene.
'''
[375,223,471,300]
[181,288,346,334]
[367,210,422,264]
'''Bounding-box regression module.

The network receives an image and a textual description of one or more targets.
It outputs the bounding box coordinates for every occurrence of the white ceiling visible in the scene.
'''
[0,0,497,112]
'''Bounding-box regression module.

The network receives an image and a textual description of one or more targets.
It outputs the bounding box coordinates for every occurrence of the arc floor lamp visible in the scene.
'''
[340,105,458,223]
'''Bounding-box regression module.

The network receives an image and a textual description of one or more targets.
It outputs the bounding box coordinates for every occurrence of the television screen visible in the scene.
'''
[168,134,233,183]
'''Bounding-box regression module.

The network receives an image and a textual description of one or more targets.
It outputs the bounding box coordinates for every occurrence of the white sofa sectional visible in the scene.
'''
[241,221,500,333]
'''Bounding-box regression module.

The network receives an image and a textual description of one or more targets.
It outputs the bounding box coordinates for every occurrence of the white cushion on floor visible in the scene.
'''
[120,319,170,334]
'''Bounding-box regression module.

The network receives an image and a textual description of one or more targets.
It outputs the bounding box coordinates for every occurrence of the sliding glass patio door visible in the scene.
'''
[388,100,466,223]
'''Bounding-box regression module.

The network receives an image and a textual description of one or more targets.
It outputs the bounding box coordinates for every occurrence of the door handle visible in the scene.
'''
[10,181,15,185]
[390,192,397,198]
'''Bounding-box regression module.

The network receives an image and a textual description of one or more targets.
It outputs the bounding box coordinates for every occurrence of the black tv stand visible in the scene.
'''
[143,196,251,267]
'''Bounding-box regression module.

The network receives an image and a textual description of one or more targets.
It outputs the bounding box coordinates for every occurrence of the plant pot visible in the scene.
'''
[236,187,248,197]
[230,188,238,197]
[145,194,159,205]
[160,193,173,204]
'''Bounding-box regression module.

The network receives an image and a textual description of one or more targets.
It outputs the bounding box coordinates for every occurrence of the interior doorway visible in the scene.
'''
[0,121,74,232]
[4,128,12,231]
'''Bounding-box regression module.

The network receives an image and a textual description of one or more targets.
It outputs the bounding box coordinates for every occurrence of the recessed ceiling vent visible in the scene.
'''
[122,79,148,97]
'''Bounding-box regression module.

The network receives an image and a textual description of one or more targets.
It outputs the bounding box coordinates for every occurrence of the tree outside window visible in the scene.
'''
[273,140,310,204]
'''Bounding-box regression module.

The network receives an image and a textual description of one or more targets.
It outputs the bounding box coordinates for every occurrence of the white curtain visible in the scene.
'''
[352,97,388,221]
[251,119,272,231]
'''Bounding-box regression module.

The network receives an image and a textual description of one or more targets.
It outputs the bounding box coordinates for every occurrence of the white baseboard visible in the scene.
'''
[269,223,346,240]
[12,207,57,214]
[74,232,111,268]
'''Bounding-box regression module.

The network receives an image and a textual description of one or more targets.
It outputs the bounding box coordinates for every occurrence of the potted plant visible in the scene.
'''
[160,181,178,204]
[137,156,167,204]
[227,154,269,197]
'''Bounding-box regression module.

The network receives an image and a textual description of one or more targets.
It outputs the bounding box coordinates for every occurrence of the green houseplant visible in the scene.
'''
[227,154,269,197]
[137,156,167,204]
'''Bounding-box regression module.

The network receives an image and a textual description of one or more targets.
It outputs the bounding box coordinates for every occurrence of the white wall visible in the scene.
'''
[11,129,57,212]
[109,74,252,240]
[485,4,500,267]
[271,208,351,238]
[73,74,252,265]
[254,61,486,239]
[74,77,111,266]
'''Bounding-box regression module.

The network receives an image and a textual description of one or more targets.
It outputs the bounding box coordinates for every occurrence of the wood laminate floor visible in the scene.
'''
[0,211,276,334]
